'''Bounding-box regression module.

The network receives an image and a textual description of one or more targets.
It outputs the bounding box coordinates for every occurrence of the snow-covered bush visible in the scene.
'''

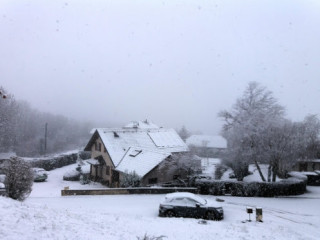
[4,157,33,201]
[76,164,90,185]
[78,151,91,160]
[30,153,78,171]
[121,171,141,188]
[214,164,228,180]
[63,163,90,183]
[195,178,306,197]
[287,171,308,181]
[63,169,80,181]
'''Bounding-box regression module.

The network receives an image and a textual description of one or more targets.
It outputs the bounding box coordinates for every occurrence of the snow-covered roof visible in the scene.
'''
[116,147,171,177]
[123,120,159,129]
[89,120,159,134]
[86,126,188,167]
[86,159,100,165]
[186,135,227,149]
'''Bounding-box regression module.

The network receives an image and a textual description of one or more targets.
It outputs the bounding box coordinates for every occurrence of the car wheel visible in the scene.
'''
[206,211,216,220]
[165,210,175,218]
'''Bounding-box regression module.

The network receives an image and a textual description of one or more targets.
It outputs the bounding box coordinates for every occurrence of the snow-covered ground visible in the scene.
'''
[1,164,320,240]
[201,158,221,177]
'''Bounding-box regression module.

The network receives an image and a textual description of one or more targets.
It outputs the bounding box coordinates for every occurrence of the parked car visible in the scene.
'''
[32,168,48,182]
[159,192,223,220]
[188,174,213,186]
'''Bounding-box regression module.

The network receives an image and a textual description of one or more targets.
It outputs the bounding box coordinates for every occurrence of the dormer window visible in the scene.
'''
[129,150,142,157]
[113,131,119,138]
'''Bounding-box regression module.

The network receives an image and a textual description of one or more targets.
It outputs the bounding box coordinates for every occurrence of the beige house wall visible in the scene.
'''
[90,136,114,185]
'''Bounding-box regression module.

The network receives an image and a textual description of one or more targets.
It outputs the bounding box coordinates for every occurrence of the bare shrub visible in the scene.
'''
[4,157,33,201]
[137,234,167,240]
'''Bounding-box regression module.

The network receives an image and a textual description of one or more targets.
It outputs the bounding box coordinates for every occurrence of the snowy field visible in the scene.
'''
[1,164,320,240]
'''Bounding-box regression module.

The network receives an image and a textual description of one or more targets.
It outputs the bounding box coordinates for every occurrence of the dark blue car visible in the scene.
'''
[159,192,224,221]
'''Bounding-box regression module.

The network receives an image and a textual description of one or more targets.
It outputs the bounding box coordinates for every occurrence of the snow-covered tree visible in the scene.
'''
[4,157,34,201]
[0,86,19,152]
[300,114,320,159]
[177,126,190,142]
[219,82,285,181]
[161,152,202,181]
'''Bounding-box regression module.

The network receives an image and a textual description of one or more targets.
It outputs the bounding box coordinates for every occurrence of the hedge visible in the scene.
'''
[195,178,306,197]
[28,151,91,171]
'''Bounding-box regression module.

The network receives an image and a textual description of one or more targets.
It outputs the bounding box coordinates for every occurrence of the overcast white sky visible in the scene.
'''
[1,0,320,134]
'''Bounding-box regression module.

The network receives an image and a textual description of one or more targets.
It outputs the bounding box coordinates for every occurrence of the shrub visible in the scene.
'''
[214,164,228,180]
[63,169,80,181]
[30,153,78,171]
[76,164,90,185]
[121,171,141,188]
[137,234,167,240]
[195,178,307,197]
[4,157,34,201]
[79,151,91,160]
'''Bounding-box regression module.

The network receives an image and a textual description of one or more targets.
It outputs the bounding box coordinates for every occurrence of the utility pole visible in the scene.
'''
[44,122,48,155]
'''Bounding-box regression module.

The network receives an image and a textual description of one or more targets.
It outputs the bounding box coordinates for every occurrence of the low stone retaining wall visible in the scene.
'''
[61,187,197,196]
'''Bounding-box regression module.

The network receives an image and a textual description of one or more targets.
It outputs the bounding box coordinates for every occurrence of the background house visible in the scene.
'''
[186,135,227,158]
[84,121,194,187]
[292,159,320,172]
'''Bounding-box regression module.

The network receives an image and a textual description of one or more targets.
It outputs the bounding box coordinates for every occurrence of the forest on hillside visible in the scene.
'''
[0,86,93,157]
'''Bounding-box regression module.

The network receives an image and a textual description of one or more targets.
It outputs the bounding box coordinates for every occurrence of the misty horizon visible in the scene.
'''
[1,0,320,135]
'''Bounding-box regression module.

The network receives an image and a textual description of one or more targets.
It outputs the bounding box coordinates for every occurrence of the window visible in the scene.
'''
[98,143,101,151]
[184,198,198,206]
[148,178,157,184]
[106,166,110,175]
[129,150,142,157]
[173,175,180,180]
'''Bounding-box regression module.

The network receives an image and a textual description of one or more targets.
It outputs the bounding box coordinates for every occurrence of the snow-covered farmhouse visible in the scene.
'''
[84,121,191,187]
[186,135,227,158]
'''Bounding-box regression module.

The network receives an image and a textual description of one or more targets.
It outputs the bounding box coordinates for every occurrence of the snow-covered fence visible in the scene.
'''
[61,187,197,196]
[195,178,307,197]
